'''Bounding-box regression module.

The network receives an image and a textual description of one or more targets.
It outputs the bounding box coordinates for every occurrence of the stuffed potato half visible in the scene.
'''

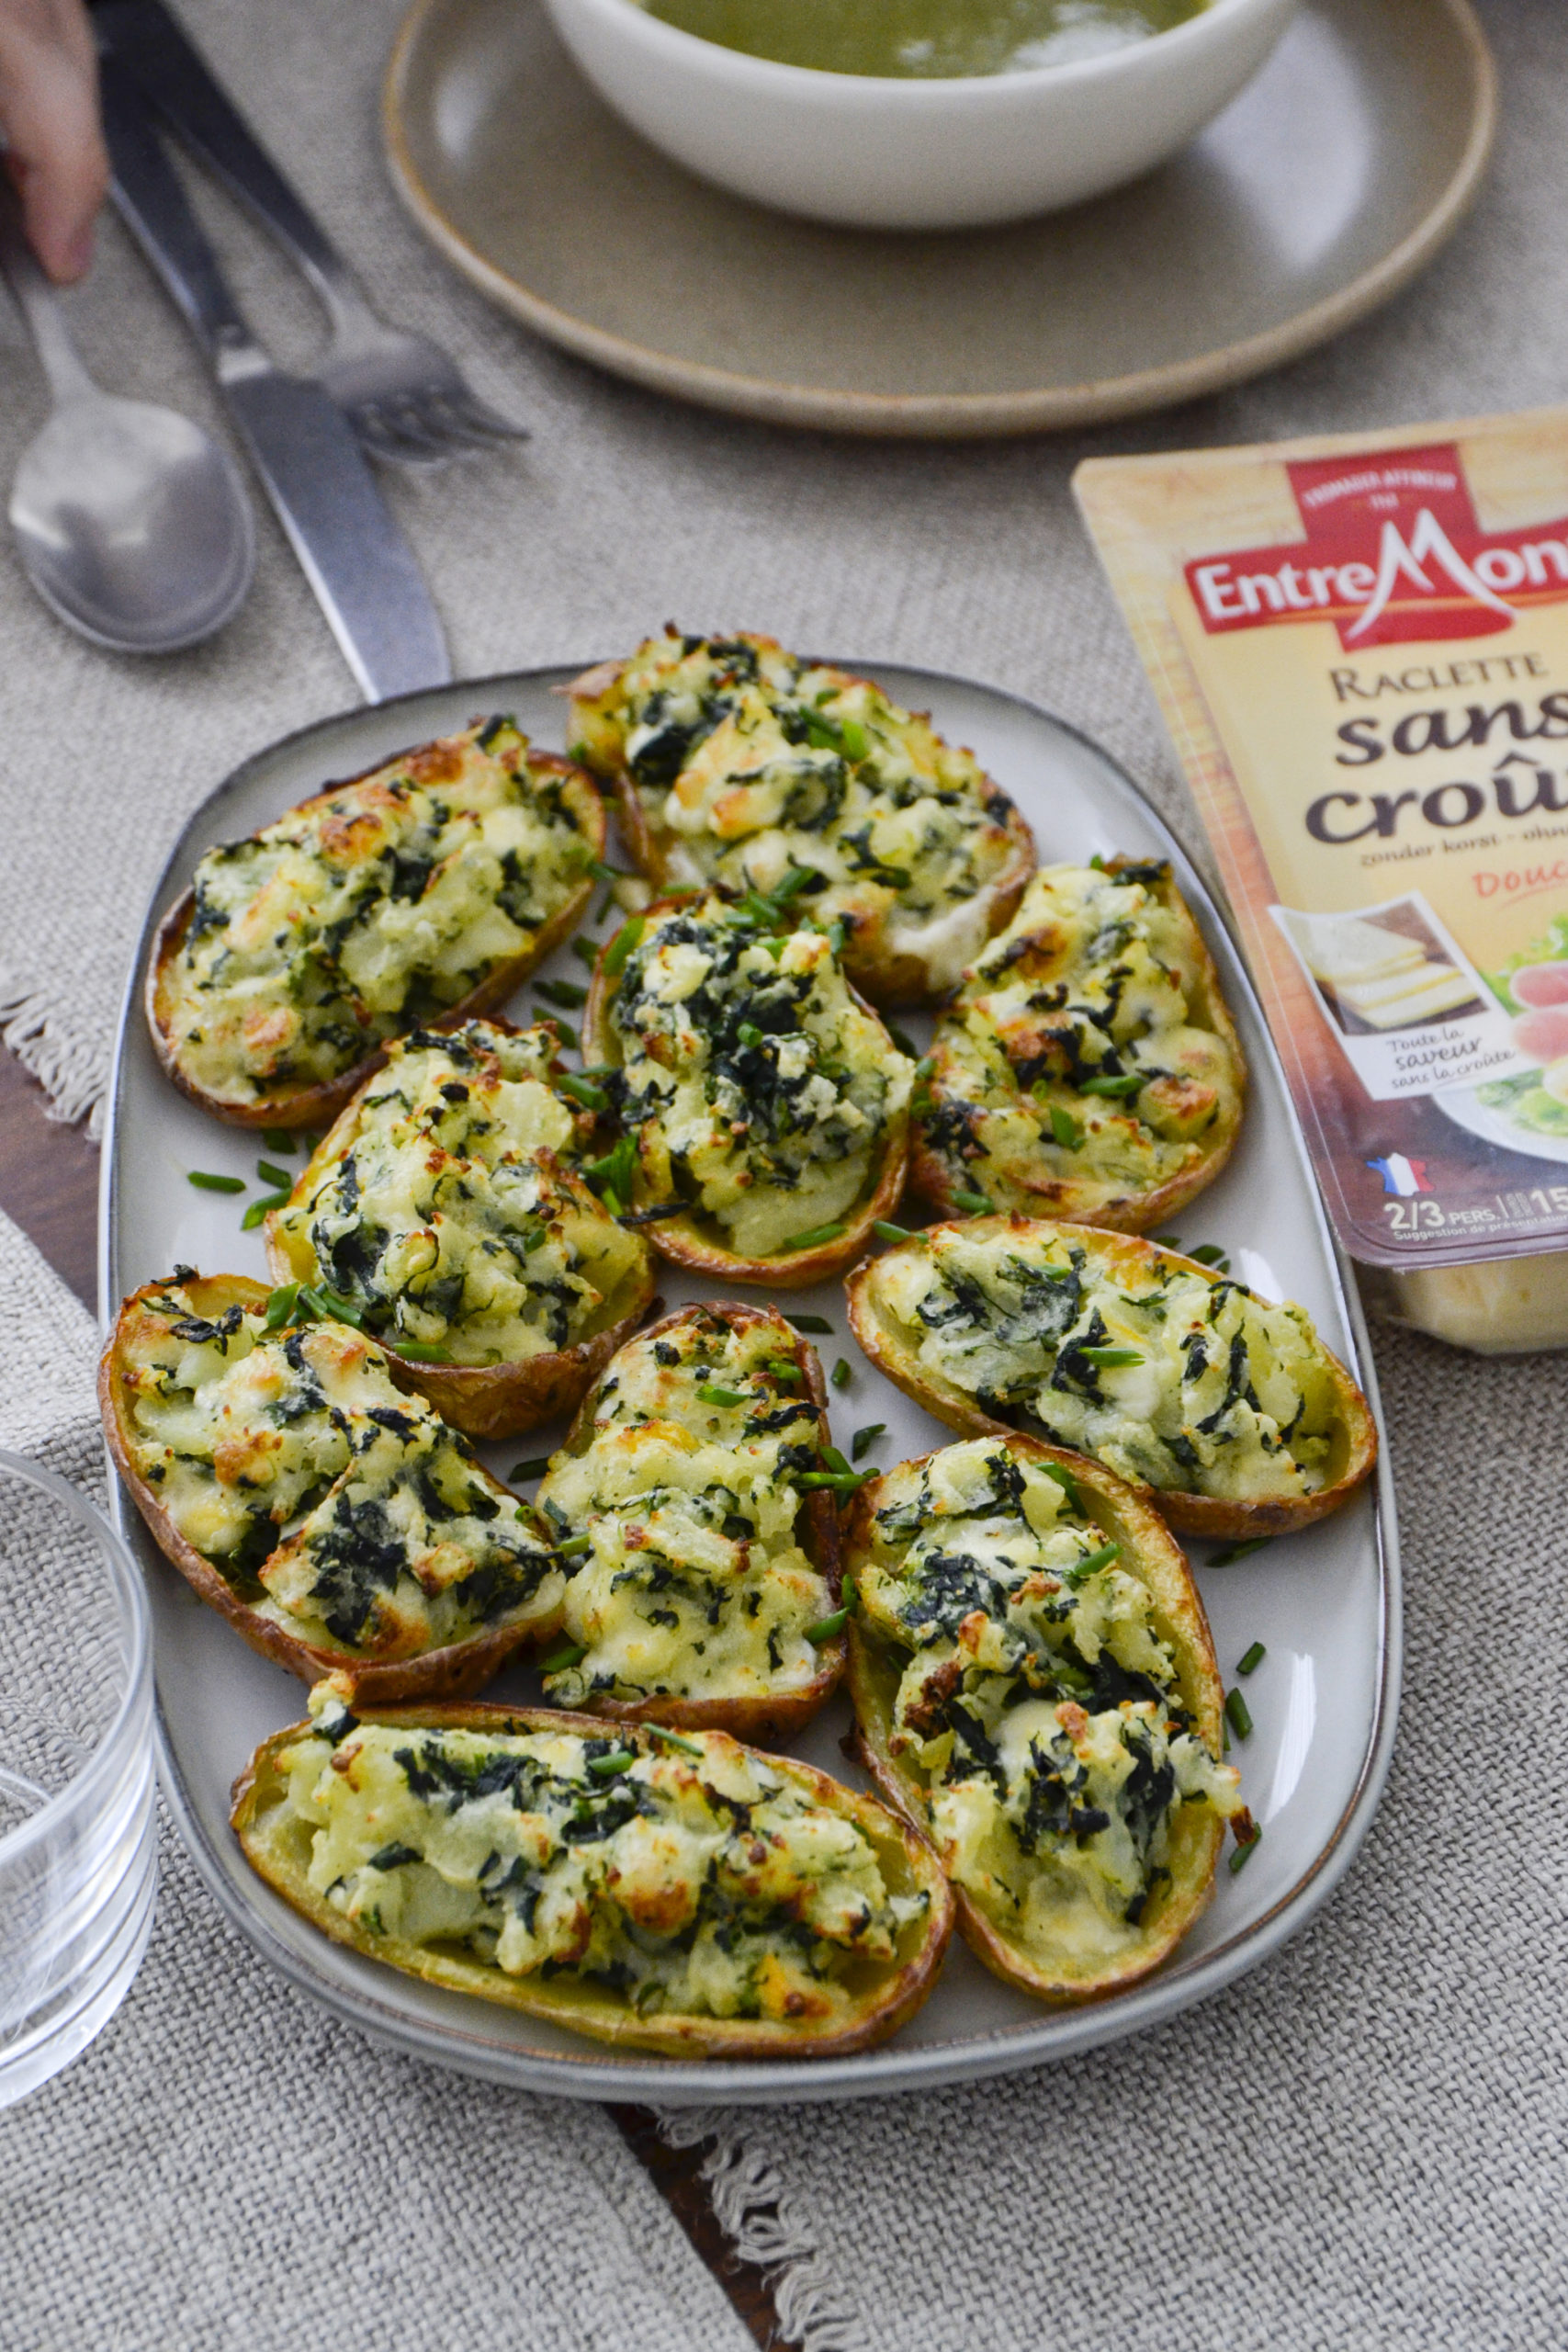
[583,890,915,1287]
[911,857,1246,1230]
[536,1303,845,1738]
[149,718,604,1129]
[101,1273,566,1700]
[232,1683,955,2059]
[847,1217,1377,1539]
[567,629,1035,1005]
[845,1432,1242,2005]
[265,1019,655,1441]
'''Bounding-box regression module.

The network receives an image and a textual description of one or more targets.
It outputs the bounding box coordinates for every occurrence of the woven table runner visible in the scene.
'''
[0,1207,751,2352]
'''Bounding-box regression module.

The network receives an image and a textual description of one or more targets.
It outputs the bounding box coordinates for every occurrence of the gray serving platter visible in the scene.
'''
[101,662,1400,2103]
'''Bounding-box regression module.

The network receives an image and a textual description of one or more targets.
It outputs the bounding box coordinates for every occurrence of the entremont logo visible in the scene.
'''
[1184,443,1568,650]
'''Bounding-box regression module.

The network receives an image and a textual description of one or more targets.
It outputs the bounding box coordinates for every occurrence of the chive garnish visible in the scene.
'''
[888,1026,919,1058]
[262,1283,300,1330]
[830,1359,852,1391]
[698,1384,745,1408]
[1038,1459,1084,1510]
[558,1074,608,1111]
[873,1220,914,1244]
[1229,1826,1261,1874]
[1080,1345,1143,1368]
[952,1190,991,1216]
[1236,1641,1266,1677]
[738,1021,763,1048]
[555,1534,592,1559]
[647,1724,705,1758]
[1224,1689,1254,1740]
[1209,1536,1274,1566]
[535,976,588,1010]
[822,1446,854,1476]
[601,914,644,978]
[805,1606,849,1645]
[256,1159,292,1190]
[298,1283,364,1329]
[241,1191,290,1230]
[541,1639,587,1672]
[1079,1072,1143,1098]
[587,1749,636,1778]
[852,1424,886,1462]
[391,1339,450,1363]
[1156,1233,1183,1250]
[570,936,598,968]
[766,1358,803,1385]
[261,1129,296,1153]
[1189,1243,1231,1271]
[776,1222,847,1253]
[187,1170,245,1193]
[543,1017,580,1055]
[797,1470,869,1493]
[509,1457,551,1484]
[785,1314,832,1334]
[1066,1539,1121,1585]
[1048,1104,1085,1150]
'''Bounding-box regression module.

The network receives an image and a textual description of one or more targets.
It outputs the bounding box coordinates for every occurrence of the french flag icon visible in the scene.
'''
[1367,1154,1431,1197]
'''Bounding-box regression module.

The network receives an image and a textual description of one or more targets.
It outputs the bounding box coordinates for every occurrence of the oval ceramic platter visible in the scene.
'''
[102,664,1399,2105]
[383,0,1493,436]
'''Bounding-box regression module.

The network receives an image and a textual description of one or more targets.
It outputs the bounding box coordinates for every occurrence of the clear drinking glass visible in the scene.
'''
[0,1448,156,2107]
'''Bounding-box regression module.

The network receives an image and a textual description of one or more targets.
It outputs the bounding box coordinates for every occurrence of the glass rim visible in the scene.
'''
[0,1445,152,1868]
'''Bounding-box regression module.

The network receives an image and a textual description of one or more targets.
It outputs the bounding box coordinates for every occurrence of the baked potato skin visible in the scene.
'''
[101,1273,563,1702]
[844,1431,1227,2006]
[147,748,604,1132]
[846,1216,1378,1541]
[909,858,1247,1233]
[547,1302,845,1740]
[231,1699,956,2059]
[582,897,912,1291]
[565,641,1035,1010]
[264,1019,657,1442]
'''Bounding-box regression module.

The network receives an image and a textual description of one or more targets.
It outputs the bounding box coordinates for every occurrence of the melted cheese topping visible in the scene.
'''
[278,1687,923,2022]
[609,895,913,1258]
[162,721,593,1108]
[271,1022,648,1365]
[920,862,1243,1219]
[858,1439,1237,1967]
[118,1282,562,1658]
[539,1311,834,1710]
[874,1226,1339,1502]
[570,632,1023,994]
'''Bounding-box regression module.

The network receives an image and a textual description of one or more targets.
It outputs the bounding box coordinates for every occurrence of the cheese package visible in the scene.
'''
[1076,409,1568,1353]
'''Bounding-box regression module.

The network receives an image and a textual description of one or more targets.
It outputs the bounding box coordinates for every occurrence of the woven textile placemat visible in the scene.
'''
[0,1206,751,2352]
[0,0,1558,1129]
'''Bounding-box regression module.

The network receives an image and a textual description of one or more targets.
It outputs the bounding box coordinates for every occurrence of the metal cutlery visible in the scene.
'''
[94,0,529,467]
[0,181,253,653]
[99,57,450,701]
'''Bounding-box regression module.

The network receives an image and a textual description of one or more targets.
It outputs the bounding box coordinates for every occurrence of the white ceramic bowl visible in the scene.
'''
[543,0,1301,231]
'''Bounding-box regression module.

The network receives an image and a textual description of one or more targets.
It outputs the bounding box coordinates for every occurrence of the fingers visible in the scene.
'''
[0,0,109,281]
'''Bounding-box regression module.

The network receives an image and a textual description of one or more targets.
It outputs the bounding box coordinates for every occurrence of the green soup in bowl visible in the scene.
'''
[640,0,1208,81]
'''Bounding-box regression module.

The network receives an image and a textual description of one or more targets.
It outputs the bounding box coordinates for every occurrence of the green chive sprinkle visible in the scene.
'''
[262,1283,300,1330]
[1224,1689,1254,1740]
[889,1027,919,1058]
[555,1534,592,1559]
[1038,1459,1084,1510]
[822,1446,853,1476]
[541,1640,587,1673]
[952,1190,992,1216]
[852,1424,886,1462]
[587,1749,636,1778]
[873,1221,914,1245]
[187,1170,245,1193]
[1236,1641,1267,1677]
[241,1191,290,1230]
[602,915,644,978]
[300,1283,363,1328]
[558,1074,607,1111]
[256,1160,292,1190]
[738,1021,763,1048]
[648,1725,705,1758]
[570,936,598,967]
[1049,1104,1085,1151]
[1066,1539,1121,1584]
[797,1470,867,1493]
[262,1130,296,1154]
[785,1314,832,1334]
[1080,1346,1143,1368]
[831,1359,852,1391]
[536,976,588,1009]
[1079,1072,1144,1098]
[1209,1536,1274,1566]
[543,1017,579,1055]
[1189,1243,1231,1270]
[1156,1233,1183,1250]
[805,1607,849,1645]
[391,1339,450,1363]
[509,1458,551,1484]
[698,1384,744,1408]
[1229,1828,1261,1874]
[776,1223,846,1253]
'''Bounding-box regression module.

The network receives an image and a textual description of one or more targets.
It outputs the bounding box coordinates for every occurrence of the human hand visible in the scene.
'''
[0,0,107,281]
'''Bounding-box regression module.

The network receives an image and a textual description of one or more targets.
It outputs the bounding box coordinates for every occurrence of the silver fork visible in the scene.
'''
[93,0,528,465]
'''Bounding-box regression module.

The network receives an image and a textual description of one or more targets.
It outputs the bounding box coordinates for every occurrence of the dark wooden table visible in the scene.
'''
[0,1042,790,2348]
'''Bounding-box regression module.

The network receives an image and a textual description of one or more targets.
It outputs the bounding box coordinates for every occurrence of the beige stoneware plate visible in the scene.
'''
[383,0,1494,437]
[103,663,1397,2104]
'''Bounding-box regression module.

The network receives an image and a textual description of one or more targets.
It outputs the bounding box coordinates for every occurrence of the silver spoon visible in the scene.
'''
[0,205,254,653]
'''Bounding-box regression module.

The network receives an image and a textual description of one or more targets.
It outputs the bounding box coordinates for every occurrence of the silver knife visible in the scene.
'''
[98,58,450,704]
